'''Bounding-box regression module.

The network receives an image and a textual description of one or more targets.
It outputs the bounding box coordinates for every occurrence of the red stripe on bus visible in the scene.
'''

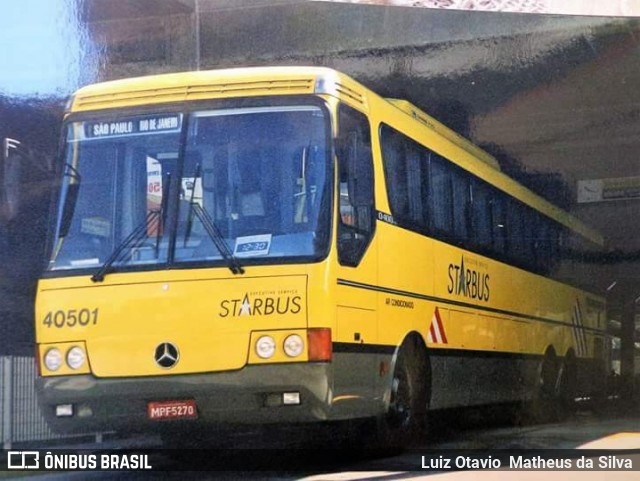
[435,308,448,344]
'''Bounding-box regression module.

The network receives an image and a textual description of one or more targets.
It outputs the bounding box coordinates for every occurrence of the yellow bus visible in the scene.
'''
[35,67,608,445]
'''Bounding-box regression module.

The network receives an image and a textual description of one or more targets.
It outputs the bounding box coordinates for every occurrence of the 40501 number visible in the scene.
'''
[42,308,99,328]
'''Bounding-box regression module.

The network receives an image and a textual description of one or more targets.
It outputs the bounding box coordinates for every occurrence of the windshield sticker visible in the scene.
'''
[146,156,163,236]
[81,217,111,237]
[84,114,182,139]
[69,258,100,267]
[181,177,202,206]
[234,234,272,258]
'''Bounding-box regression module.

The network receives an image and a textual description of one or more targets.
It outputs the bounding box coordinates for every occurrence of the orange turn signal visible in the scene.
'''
[307,328,332,362]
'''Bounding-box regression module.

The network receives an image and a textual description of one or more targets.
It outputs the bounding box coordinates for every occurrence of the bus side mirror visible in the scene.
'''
[59,182,80,238]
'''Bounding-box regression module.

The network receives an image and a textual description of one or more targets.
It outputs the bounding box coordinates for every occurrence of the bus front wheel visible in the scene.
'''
[379,338,429,448]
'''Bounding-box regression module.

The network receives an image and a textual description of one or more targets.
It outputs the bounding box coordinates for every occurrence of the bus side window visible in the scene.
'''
[535,216,552,274]
[429,154,453,236]
[471,179,492,250]
[379,124,428,230]
[522,205,536,269]
[337,104,374,267]
[549,222,561,269]
[380,125,409,221]
[507,199,525,265]
[491,192,506,255]
[451,167,470,244]
[405,142,424,226]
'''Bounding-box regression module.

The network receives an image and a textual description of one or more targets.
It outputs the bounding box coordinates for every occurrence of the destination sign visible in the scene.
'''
[84,114,182,139]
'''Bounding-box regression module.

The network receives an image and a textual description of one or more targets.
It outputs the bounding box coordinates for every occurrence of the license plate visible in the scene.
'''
[147,400,197,420]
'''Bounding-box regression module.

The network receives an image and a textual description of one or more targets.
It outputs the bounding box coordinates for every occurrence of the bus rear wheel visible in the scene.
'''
[379,338,429,448]
[528,351,560,423]
[556,355,577,420]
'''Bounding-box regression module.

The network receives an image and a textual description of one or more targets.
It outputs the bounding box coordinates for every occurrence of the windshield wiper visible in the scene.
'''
[190,203,244,275]
[91,210,160,283]
[93,169,172,282]
[182,163,243,274]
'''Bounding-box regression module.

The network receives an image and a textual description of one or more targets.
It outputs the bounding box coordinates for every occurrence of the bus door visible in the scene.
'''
[334,104,378,410]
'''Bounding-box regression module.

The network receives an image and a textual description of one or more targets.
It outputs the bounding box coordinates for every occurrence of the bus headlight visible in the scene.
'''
[255,336,276,359]
[66,346,86,370]
[44,348,63,371]
[283,334,304,358]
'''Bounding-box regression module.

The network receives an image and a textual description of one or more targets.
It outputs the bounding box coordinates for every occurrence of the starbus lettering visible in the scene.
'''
[447,256,490,301]
[219,293,302,317]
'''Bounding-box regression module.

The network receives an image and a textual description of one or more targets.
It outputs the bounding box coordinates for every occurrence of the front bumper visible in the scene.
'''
[36,363,332,434]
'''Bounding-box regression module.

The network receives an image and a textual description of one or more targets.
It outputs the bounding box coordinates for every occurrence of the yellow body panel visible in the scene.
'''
[37,268,313,377]
[374,219,604,357]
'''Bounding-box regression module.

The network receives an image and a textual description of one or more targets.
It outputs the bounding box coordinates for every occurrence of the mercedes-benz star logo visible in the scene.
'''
[154,342,179,369]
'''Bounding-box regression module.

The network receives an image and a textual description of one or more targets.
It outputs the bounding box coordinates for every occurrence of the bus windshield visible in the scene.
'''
[48,104,331,272]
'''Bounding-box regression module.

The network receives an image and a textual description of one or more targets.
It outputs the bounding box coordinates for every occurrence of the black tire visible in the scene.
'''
[589,362,609,414]
[528,351,560,423]
[379,338,429,448]
[556,355,577,420]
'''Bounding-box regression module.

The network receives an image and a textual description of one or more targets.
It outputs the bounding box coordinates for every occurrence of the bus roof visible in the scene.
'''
[70,67,339,113]
[70,66,603,246]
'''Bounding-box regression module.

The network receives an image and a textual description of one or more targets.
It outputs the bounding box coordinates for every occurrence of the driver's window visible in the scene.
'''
[337,104,374,267]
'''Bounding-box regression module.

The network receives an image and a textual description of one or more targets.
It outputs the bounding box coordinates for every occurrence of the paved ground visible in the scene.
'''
[10,404,640,480]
